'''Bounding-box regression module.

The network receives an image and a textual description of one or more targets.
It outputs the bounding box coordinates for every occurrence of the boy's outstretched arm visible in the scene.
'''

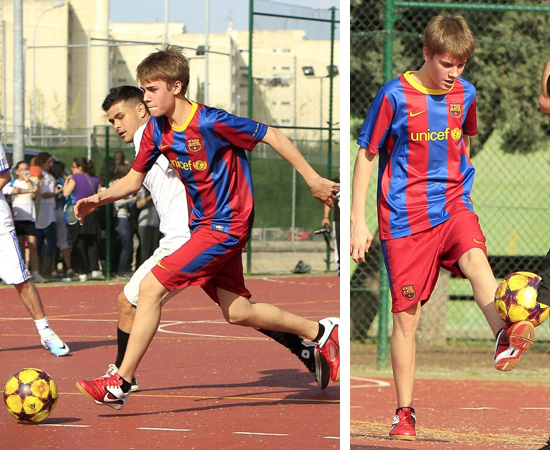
[74,168,145,225]
[350,147,376,263]
[262,126,339,207]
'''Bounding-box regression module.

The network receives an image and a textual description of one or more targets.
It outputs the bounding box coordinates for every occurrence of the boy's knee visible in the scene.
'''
[118,291,135,312]
[222,305,252,326]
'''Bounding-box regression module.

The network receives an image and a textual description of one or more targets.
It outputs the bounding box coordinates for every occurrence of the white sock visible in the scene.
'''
[34,317,51,338]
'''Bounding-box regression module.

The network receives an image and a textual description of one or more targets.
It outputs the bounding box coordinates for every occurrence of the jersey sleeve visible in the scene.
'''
[132,118,161,173]
[357,86,395,155]
[0,142,9,174]
[463,97,477,136]
[212,109,268,151]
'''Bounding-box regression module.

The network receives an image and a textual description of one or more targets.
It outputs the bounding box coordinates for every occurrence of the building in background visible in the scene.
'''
[0,0,339,149]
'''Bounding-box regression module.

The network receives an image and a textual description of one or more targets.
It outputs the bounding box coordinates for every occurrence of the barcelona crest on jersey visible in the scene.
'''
[449,103,462,118]
[187,138,202,152]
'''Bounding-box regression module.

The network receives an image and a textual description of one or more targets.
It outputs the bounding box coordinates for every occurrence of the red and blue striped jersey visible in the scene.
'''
[357,71,478,240]
[132,101,268,239]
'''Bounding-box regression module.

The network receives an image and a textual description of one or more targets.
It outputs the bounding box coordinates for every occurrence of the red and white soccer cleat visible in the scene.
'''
[494,320,535,372]
[76,373,131,410]
[316,317,339,382]
[389,406,416,440]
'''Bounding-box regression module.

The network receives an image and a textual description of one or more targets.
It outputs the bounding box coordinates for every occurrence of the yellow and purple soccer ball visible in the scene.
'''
[3,368,58,423]
[494,271,550,327]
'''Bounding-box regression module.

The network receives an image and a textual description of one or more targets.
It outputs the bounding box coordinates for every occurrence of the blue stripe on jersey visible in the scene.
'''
[386,80,411,236]
[426,93,449,226]
[10,229,30,280]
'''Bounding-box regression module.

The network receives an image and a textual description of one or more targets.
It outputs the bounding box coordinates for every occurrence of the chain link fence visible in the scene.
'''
[351,0,550,373]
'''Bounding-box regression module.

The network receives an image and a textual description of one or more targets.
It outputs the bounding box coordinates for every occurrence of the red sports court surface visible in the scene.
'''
[351,375,550,450]
[0,275,339,449]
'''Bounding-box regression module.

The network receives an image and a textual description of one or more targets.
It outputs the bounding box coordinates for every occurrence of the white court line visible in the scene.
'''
[521,407,550,410]
[460,407,497,410]
[138,427,192,432]
[350,376,391,389]
[234,432,291,436]
[157,321,256,339]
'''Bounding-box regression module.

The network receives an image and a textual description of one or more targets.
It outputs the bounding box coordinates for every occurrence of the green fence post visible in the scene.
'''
[326,6,336,272]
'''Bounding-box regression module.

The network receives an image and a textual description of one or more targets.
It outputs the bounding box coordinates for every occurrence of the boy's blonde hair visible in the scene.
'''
[423,14,476,61]
[136,45,190,94]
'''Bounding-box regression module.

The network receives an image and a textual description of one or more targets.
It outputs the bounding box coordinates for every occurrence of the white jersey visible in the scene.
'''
[35,170,57,229]
[133,125,190,250]
[3,179,36,221]
[0,143,15,233]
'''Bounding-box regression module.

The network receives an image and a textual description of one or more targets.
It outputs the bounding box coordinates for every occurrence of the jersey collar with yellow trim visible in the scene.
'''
[170,100,198,132]
[403,71,453,96]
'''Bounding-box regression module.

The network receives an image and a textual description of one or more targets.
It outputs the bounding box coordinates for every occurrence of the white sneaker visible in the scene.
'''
[91,271,104,280]
[78,274,88,282]
[40,329,70,356]
[32,274,48,283]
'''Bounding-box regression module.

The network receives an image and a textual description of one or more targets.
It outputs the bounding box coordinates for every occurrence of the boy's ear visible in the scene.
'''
[423,47,430,61]
[137,102,147,118]
[173,80,186,96]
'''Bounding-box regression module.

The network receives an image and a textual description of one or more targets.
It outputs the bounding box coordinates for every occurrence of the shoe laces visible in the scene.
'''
[297,343,315,372]
[91,373,122,388]
[98,364,119,379]
[396,407,416,423]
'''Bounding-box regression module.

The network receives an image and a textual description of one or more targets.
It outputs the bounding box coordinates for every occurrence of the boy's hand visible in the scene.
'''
[310,176,339,208]
[350,219,373,263]
[74,194,101,225]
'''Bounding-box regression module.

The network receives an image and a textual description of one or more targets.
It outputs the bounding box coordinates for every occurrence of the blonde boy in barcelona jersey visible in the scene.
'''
[351,14,534,440]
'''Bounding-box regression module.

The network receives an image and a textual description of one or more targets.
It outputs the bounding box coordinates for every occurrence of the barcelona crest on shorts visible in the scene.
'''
[401,285,416,301]
[449,103,462,118]
[187,138,202,152]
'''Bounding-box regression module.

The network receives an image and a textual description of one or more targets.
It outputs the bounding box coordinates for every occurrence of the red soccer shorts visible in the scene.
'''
[382,209,488,313]
[151,227,250,303]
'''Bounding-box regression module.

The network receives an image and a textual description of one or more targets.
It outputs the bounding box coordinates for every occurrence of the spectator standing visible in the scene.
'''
[34,152,61,279]
[51,160,74,278]
[113,164,134,276]
[2,161,46,282]
[63,157,102,281]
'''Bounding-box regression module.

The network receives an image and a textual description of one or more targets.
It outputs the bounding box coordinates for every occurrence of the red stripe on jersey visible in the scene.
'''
[445,81,466,208]
[402,82,430,234]
[184,110,218,224]
[368,94,395,235]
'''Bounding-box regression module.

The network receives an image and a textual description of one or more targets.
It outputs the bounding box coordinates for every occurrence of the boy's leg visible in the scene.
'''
[459,247,534,371]
[257,329,331,389]
[217,289,319,340]
[116,272,169,381]
[76,271,168,409]
[14,280,70,356]
[217,288,339,382]
[391,302,420,408]
[458,248,502,335]
[389,302,420,440]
